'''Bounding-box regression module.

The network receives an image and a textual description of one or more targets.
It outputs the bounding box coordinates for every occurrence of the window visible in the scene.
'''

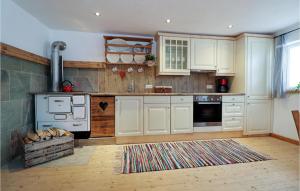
[287,43,300,90]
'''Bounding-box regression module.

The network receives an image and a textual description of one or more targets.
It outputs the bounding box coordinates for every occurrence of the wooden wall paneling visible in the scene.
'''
[98,69,106,92]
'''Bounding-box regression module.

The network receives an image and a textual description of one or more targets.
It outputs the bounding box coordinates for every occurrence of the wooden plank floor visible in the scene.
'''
[1,137,299,191]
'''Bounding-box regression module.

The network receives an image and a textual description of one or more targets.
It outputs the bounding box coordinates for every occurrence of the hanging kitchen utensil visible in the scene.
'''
[119,70,126,80]
[62,80,74,92]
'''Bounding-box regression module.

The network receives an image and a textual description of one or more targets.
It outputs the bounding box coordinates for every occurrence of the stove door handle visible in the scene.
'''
[196,102,221,105]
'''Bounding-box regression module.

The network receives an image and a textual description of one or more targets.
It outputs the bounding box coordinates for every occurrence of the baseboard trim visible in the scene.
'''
[270,133,300,145]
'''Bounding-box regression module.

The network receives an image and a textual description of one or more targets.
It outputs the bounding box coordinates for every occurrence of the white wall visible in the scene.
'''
[1,0,50,57]
[49,30,154,62]
[273,94,300,141]
[49,30,105,62]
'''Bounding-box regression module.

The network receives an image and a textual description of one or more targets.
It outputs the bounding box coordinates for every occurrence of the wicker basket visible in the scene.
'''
[154,86,172,93]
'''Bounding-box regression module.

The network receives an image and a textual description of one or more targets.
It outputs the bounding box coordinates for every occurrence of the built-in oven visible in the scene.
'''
[193,95,222,128]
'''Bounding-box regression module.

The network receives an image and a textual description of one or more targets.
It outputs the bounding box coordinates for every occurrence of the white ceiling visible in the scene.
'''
[13,0,300,36]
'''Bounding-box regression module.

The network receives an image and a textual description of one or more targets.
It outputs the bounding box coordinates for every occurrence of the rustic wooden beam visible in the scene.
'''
[63,61,106,69]
[0,43,50,65]
[0,43,106,69]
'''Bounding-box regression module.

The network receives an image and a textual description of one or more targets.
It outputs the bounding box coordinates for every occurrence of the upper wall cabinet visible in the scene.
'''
[157,35,191,75]
[156,33,239,76]
[216,40,235,75]
[191,39,217,71]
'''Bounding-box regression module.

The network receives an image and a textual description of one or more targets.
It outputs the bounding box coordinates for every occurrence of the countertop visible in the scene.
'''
[33,92,245,96]
[89,92,245,96]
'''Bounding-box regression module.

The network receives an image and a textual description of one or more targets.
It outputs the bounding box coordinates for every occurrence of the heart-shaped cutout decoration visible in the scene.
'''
[99,101,108,111]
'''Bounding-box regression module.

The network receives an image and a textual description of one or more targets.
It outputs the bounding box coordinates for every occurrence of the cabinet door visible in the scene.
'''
[171,103,193,134]
[144,104,170,135]
[247,37,273,99]
[115,96,143,136]
[246,99,271,134]
[91,96,115,137]
[191,38,216,70]
[160,36,190,75]
[216,40,235,75]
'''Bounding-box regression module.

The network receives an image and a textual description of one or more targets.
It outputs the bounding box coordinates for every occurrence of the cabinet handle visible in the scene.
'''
[73,123,82,126]
[42,124,52,127]
[54,100,64,102]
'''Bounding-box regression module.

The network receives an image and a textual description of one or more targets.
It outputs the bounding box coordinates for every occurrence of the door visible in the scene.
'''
[171,103,193,134]
[247,37,273,99]
[144,104,170,135]
[191,38,217,70]
[216,40,235,74]
[246,99,272,134]
[160,36,190,75]
[115,96,143,136]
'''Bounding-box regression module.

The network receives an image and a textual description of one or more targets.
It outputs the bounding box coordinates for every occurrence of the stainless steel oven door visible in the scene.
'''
[193,101,222,127]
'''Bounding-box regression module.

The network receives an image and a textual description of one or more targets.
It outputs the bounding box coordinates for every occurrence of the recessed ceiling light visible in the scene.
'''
[228,24,233,29]
[95,12,100,16]
[166,19,171,24]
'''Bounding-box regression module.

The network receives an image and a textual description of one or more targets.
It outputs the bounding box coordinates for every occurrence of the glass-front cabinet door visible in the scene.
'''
[159,36,190,75]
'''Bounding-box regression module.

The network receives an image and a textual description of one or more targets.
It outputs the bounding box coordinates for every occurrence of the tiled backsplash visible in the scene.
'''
[64,66,216,93]
[0,55,48,165]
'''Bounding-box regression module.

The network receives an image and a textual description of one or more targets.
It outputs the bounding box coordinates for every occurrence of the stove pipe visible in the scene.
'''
[50,41,66,92]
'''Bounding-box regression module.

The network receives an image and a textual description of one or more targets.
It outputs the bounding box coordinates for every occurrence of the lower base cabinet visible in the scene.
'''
[144,104,170,135]
[115,96,143,136]
[246,99,272,134]
[171,103,193,134]
[115,96,193,136]
[91,96,115,137]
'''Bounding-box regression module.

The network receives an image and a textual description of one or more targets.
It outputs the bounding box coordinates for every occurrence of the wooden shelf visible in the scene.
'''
[105,62,147,66]
[103,35,153,42]
[105,62,157,67]
[105,51,147,55]
[105,44,152,49]
[64,61,106,69]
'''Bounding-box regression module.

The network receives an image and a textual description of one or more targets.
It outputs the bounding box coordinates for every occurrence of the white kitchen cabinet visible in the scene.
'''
[191,38,217,70]
[171,103,193,134]
[246,99,272,134]
[157,35,190,75]
[247,37,273,99]
[144,104,170,135]
[230,34,274,135]
[216,40,235,75]
[222,95,245,131]
[115,96,143,136]
[171,96,193,134]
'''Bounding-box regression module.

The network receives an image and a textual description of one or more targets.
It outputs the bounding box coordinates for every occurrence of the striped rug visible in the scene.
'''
[121,139,271,174]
